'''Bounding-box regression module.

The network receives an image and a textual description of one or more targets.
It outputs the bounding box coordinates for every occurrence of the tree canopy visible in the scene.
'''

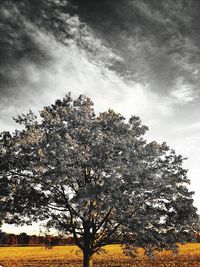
[0,93,198,267]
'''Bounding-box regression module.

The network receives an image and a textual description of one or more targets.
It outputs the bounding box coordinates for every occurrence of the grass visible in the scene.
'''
[0,243,199,266]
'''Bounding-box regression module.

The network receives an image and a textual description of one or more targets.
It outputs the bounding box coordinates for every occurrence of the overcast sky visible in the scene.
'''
[1,0,200,234]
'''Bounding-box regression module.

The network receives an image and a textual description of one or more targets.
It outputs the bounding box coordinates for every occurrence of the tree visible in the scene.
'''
[0,167,14,227]
[0,93,198,267]
[18,232,30,245]
[0,230,6,245]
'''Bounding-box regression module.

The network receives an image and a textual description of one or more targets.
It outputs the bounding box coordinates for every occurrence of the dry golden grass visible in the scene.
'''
[0,243,199,267]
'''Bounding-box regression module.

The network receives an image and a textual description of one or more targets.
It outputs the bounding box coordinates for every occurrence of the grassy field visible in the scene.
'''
[0,243,199,267]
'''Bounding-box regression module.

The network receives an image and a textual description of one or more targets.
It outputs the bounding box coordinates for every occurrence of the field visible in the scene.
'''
[0,243,199,267]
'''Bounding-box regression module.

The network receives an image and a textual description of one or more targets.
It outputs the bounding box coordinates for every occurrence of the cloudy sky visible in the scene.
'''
[1,0,200,234]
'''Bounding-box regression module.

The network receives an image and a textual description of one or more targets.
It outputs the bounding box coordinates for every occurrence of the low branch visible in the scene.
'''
[95,208,112,233]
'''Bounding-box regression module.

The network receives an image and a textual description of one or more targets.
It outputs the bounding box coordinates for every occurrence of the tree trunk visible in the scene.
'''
[83,251,93,267]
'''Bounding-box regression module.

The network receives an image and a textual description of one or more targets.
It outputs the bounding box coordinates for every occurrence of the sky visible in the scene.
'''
[0,0,200,234]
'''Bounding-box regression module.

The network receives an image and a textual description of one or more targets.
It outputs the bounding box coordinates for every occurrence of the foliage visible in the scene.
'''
[0,93,198,266]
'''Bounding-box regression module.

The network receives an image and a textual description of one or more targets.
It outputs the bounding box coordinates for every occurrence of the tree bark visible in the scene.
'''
[83,251,93,267]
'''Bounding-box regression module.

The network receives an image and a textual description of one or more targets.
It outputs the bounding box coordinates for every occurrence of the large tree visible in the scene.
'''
[0,94,198,267]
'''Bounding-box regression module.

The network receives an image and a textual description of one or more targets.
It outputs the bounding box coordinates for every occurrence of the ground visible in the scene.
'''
[0,243,199,266]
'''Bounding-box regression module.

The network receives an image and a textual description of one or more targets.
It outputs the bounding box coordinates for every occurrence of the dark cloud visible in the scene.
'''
[0,1,52,98]
[67,0,200,97]
[0,0,200,104]
[0,0,114,99]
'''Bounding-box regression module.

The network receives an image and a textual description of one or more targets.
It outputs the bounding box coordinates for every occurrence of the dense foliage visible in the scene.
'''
[0,94,198,267]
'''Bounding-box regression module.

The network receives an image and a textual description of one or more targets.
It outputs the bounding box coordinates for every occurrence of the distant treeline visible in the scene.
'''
[0,232,75,246]
[0,231,199,247]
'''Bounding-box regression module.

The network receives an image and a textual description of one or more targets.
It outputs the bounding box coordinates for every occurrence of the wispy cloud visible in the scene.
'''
[67,0,200,100]
[170,77,197,105]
